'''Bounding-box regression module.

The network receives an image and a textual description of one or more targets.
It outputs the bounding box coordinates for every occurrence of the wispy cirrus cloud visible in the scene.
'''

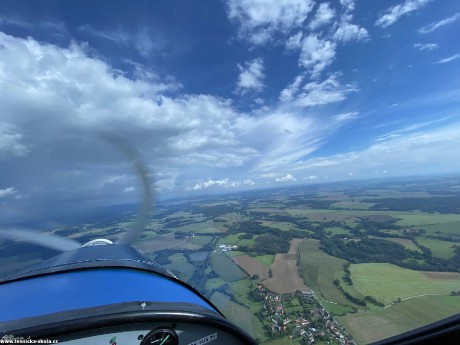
[434,54,460,64]
[376,0,432,28]
[413,42,438,51]
[419,12,460,34]
[281,73,358,107]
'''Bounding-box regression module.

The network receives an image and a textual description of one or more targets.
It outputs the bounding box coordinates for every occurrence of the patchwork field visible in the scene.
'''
[415,237,456,259]
[211,292,265,340]
[263,239,310,294]
[350,263,460,305]
[233,255,269,279]
[331,201,376,210]
[339,295,460,344]
[379,237,422,252]
[299,239,359,309]
[210,252,247,282]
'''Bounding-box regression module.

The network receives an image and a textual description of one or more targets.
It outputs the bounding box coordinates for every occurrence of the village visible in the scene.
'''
[252,284,354,345]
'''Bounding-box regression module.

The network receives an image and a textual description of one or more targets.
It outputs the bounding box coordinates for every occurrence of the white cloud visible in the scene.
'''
[419,13,460,34]
[0,32,357,205]
[279,75,304,102]
[376,0,432,28]
[78,25,165,58]
[275,174,297,182]
[303,175,318,180]
[294,73,358,107]
[186,178,240,191]
[243,179,255,185]
[235,58,265,94]
[333,22,369,42]
[123,186,135,193]
[299,34,336,77]
[339,0,355,12]
[0,187,17,199]
[413,43,438,51]
[308,3,336,30]
[225,0,314,45]
[292,121,460,178]
[334,112,359,122]
[285,32,303,51]
[434,54,460,64]
[0,124,29,157]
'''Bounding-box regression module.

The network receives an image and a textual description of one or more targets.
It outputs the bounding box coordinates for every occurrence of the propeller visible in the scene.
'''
[0,133,152,251]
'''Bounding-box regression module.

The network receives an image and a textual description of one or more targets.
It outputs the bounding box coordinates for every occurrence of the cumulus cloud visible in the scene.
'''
[333,22,369,42]
[376,0,432,28]
[413,43,438,51]
[275,174,297,182]
[235,58,265,94]
[434,54,460,64]
[308,3,336,30]
[243,179,255,185]
[418,13,460,34]
[186,178,240,191]
[225,0,314,45]
[0,32,359,212]
[299,34,336,77]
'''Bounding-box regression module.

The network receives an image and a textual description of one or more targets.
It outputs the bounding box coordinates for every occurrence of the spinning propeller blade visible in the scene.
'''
[0,228,81,252]
[0,133,152,251]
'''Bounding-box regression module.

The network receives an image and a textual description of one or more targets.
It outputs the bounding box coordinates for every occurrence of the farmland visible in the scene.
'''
[2,175,460,345]
[350,263,460,305]
[339,295,460,344]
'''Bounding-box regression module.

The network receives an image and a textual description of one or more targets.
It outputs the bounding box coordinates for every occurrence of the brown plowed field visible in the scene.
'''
[232,255,269,279]
[262,239,311,294]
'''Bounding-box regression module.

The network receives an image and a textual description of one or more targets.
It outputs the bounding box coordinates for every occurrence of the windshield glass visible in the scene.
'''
[1,1,460,344]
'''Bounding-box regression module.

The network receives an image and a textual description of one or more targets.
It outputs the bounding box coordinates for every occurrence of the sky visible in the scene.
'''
[0,0,460,221]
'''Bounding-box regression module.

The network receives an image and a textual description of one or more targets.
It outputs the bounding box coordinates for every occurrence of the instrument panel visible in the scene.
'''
[58,322,246,345]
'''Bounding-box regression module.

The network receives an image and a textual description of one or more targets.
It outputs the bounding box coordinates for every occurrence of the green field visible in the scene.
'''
[211,292,265,341]
[188,235,213,246]
[331,201,376,210]
[206,277,226,291]
[254,254,275,266]
[221,233,257,247]
[371,237,422,253]
[165,253,195,275]
[259,220,301,231]
[262,339,300,345]
[326,227,351,236]
[299,239,361,311]
[210,252,247,282]
[395,213,460,227]
[350,263,460,305]
[171,220,227,233]
[415,237,456,259]
[340,295,460,344]
[421,221,460,235]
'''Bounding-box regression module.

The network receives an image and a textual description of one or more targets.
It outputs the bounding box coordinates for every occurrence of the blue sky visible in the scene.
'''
[0,0,460,220]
